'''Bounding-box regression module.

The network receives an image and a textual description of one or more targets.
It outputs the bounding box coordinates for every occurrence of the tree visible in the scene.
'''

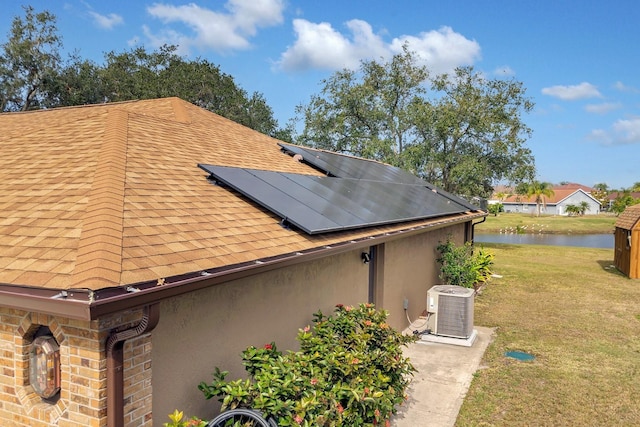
[565,204,580,216]
[1,8,286,136]
[578,201,590,215]
[295,50,535,199]
[591,182,610,210]
[525,181,555,216]
[296,46,428,166]
[414,67,535,197]
[0,6,62,111]
[57,44,282,136]
[487,203,503,216]
[611,192,639,215]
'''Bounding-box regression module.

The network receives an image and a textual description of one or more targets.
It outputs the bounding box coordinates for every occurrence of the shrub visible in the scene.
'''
[198,303,417,426]
[487,203,503,216]
[436,238,494,289]
[163,409,206,427]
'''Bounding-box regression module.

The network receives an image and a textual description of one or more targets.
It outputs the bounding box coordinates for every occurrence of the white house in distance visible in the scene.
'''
[492,184,601,215]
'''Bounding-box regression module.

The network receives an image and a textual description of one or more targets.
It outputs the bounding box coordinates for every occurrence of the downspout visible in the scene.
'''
[367,246,376,304]
[471,216,487,243]
[106,303,160,427]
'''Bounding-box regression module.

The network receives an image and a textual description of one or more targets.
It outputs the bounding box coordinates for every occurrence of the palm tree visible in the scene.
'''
[565,204,580,216]
[578,201,590,215]
[526,181,555,216]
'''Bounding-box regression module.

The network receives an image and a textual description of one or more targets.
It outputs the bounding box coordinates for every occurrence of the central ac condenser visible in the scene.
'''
[427,285,474,339]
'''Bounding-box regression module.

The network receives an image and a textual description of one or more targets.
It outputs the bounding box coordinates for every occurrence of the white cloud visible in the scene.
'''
[612,117,640,144]
[88,11,124,30]
[277,22,480,74]
[390,26,481,75]
[614,81,640,93]
[145,0,285,53]
[584,102,622,114]
[588,116,640,145]
[541,82,602,100]
[277,19,387,71]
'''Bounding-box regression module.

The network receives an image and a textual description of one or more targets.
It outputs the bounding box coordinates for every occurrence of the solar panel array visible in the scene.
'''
[278,143,478,210]
[198,163,473,235]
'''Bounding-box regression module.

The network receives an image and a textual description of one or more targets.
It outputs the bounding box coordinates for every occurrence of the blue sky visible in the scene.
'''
[2,1,639,189]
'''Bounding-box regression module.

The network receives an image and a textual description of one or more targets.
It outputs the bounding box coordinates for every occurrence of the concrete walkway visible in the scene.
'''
[392,327,495,427]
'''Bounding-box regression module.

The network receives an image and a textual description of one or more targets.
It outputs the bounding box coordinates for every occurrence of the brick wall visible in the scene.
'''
[0,306,152,427]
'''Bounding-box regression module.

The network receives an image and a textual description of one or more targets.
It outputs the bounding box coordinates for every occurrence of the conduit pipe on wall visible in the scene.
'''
[106,303,160,427]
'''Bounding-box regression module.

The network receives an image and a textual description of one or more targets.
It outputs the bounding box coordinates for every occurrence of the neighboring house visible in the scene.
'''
[0,98,486,427]
[500,189,601,215]
[606,192,640,210]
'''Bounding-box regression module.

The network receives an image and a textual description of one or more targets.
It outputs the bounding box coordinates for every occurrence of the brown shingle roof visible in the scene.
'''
[554,183,594,192]
[1,98,481,291]
[615,204,640,230]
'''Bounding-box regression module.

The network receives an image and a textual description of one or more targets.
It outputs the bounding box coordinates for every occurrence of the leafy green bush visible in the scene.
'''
[436,238,494,289]
[199,303,417,426]
[487,203,503,216]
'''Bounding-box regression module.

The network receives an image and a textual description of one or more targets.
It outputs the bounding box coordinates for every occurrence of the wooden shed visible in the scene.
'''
[614,204,640,279]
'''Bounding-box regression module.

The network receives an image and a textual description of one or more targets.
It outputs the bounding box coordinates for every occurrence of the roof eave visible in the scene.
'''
[1,211,486,321]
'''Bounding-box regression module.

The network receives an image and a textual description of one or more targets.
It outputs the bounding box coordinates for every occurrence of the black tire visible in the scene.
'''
[207,408,273,427]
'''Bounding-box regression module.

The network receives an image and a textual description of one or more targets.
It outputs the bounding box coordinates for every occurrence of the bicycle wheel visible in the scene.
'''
[207,408,272,427]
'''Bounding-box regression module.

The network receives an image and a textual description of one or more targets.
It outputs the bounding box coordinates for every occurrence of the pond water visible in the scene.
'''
[474,233,614,249]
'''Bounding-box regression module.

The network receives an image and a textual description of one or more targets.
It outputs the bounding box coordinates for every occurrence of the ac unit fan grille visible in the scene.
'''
[436,293,474,338]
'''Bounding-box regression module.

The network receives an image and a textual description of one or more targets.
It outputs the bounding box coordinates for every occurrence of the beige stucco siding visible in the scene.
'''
[383,225,462,329]
[152,249,369,424]
[151,225,467,424]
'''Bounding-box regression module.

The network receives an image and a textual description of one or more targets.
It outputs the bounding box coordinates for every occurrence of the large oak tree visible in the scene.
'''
[296,49,535,198]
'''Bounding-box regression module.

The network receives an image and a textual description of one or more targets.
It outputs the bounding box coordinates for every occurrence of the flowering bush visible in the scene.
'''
[198,303,417,426]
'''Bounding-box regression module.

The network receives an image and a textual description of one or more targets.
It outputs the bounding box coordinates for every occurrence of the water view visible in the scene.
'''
[474,233,614,249]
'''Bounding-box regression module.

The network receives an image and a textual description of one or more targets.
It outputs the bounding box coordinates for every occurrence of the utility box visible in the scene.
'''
[614,204,640,279]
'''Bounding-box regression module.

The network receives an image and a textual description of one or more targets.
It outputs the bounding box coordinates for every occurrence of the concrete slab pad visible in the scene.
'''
[391,326,494,427]
[419,329,478,347]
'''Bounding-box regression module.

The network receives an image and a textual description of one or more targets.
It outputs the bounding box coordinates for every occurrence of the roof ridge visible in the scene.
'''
[70,109,128,288]
[0,99,142,117]
[169,97,192,123]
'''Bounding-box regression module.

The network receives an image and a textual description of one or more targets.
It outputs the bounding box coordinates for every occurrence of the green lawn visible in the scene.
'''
[476,213,617,234]
[456,243,640,426]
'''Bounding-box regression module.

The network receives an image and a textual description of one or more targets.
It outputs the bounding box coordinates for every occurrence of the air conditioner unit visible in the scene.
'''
[427,285,474,339]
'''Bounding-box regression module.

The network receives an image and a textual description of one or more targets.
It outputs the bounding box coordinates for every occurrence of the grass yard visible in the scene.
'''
[476,213,617,234]
[456,243,640,426]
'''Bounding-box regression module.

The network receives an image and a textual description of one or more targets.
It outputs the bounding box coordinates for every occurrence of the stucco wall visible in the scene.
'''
[152,249,369,424]
[383,225,463,330]
[151,224,468,424]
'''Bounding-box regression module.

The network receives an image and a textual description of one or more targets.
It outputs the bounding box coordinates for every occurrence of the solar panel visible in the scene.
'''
[198,164,471,234]
[279,143,426,185]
